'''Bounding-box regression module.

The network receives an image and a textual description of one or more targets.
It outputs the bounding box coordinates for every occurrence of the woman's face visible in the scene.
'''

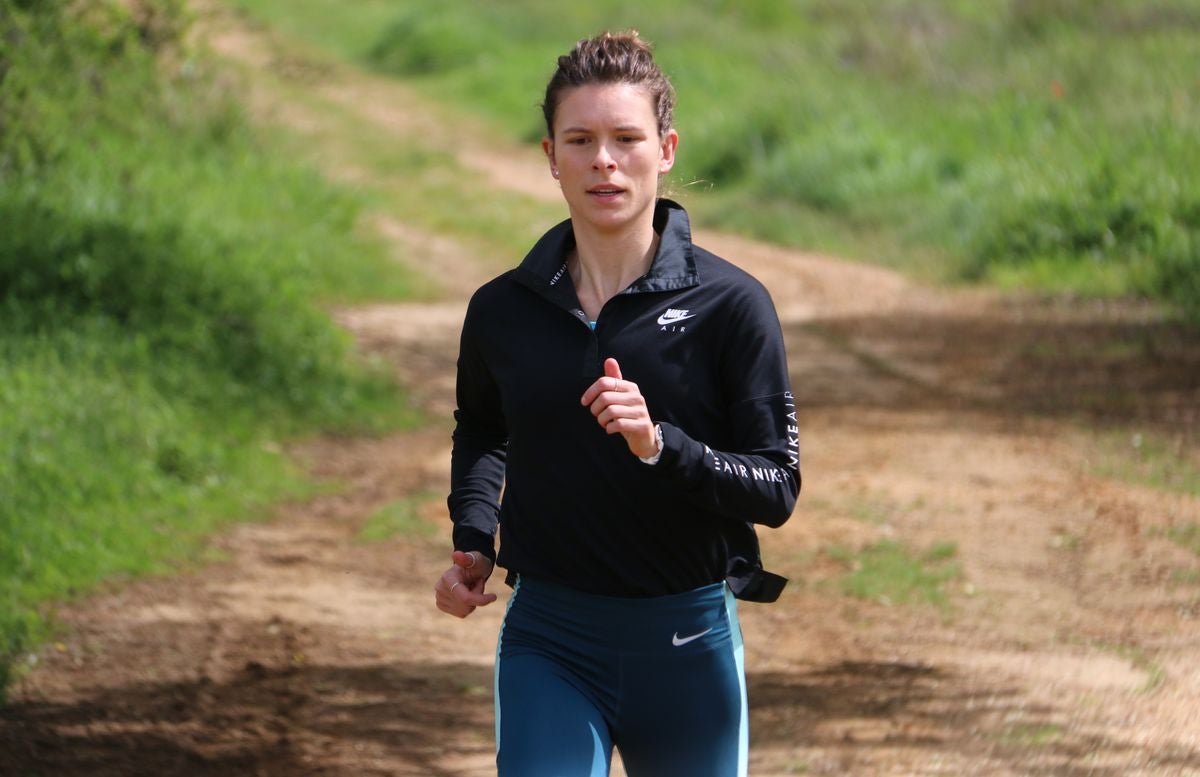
[542,82,678,236]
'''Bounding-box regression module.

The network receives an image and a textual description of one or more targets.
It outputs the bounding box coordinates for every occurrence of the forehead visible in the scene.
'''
[554,82,657,133]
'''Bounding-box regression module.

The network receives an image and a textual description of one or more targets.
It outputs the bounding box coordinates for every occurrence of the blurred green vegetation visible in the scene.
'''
[357,491,440,542]
[1087,430,1200,496]
[1166,523,1200,556]
[232,0,1200,320]
[0,0,418,699]
[827,540,961,611]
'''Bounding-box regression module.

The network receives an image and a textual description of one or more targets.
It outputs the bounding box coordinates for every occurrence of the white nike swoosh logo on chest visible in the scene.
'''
[657,312,696,325]
[671,627,713,647]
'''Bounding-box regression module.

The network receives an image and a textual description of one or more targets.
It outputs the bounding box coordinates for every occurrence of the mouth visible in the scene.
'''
[587,185,625,199]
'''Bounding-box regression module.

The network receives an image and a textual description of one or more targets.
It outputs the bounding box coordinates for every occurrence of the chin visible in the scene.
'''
[574,199,651,231]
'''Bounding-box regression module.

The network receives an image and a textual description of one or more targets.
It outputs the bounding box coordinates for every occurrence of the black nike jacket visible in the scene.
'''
[448,199,800,602]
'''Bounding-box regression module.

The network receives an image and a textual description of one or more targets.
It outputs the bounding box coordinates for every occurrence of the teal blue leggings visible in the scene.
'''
[494,577,748,777]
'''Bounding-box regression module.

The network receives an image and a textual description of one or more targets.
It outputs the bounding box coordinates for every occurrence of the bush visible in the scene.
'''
[0,0,414,699]
[1145,222,1200,318]
[971,165,1163,272]
[339,0,1200,318]
[367,11,489,76]
[0,193,357,416]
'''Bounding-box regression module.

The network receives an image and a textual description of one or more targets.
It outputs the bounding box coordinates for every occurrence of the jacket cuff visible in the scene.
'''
[650,421,695,473]
[452,526,497,563]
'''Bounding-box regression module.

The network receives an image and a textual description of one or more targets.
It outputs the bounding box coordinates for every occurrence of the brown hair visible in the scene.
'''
[542,30,676,139]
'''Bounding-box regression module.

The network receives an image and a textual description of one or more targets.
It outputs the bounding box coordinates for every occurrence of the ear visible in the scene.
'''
[658,128,679,175]
[542,136,557,177]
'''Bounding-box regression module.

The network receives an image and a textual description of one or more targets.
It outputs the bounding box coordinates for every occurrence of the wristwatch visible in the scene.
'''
[638,423,664,466]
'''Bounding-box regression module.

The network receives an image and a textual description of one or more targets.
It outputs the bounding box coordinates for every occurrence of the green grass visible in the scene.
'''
[1087,430,1200,497]
[1092,641,1168,694]
[0,0,421,700]
[1165,524,1200,557]
[263,73,561,266]
[844,495,896,526]
[1169,568,1200,585]
[993,722,1065,748]
[1049,530,1085,552]
[358,491,440,542]
[839,491,929,526]
[229,0,1200,319]
[827,540,961,610]
[226,0,400,63]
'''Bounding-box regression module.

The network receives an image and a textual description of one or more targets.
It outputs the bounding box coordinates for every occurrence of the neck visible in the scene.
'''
[569,206,659,311]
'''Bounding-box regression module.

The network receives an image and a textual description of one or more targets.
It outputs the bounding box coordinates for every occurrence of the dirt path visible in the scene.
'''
[3,4,1200,775]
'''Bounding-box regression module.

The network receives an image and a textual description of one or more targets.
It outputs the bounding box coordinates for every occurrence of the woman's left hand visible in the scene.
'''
[581,358,659,459]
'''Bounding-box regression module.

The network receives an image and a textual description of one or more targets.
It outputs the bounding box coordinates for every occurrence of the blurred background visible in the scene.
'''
[2,1,1198,773]
[227,0,1200,305]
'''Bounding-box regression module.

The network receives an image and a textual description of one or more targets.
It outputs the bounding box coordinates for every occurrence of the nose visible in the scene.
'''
[592,142,617,171]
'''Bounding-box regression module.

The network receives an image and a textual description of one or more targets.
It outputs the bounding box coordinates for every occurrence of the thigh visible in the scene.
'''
[496,651,613,777]
[616,627,747,777]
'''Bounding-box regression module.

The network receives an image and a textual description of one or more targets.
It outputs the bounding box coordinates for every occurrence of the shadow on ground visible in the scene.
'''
[0,659,493,777]
[4,658,1198,776]
[749,661,1200,775]
[792,301,1199,437]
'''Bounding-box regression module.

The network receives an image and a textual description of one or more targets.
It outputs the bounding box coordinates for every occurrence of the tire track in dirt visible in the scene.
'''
[3,3,1199,775]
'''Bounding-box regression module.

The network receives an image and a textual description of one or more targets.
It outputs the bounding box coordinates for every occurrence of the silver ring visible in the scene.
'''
[465,552,477,568]
[449,581,461,593]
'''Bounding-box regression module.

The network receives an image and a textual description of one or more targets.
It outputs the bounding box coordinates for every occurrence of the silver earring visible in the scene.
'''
[552,168,559,178]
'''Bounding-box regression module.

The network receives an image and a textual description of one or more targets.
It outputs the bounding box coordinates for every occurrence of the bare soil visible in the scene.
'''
[3,4,1199,775]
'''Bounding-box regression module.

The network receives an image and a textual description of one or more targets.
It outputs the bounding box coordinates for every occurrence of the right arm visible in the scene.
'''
[436,298,508,617]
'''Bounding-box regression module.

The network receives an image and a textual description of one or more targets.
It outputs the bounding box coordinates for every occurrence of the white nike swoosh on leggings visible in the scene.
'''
[671,627,713,647]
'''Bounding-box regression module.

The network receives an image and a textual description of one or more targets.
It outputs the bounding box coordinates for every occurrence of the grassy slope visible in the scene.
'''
[222,0,1200,620]
[231,0,1200,316]
[0,1,419,698]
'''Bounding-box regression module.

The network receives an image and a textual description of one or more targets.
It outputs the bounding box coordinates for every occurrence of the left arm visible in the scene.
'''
[650,394,799,528]
[581,289,800,528]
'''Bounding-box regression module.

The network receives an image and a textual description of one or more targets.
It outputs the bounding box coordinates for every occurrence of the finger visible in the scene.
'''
[461,591,499,607]
[589,395,645,425]
[581,362,636,406]
[451,550,478,569]
[437,597,474,618]
[455,579,498,607]
[595,402,648,428]
[435,585,475,617]
[580,375,621,406]
[452,550,495,580]
[589,389,644,412]
[442,564,468,584]
[604,417,653,436]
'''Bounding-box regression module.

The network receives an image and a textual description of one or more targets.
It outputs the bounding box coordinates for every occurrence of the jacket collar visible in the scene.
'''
[512,199,700,305]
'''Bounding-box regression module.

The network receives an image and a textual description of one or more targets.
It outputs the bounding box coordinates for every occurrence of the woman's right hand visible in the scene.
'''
[435,550,498,618]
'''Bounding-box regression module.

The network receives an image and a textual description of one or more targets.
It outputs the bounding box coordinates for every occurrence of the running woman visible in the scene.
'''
[434,31,800,777]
